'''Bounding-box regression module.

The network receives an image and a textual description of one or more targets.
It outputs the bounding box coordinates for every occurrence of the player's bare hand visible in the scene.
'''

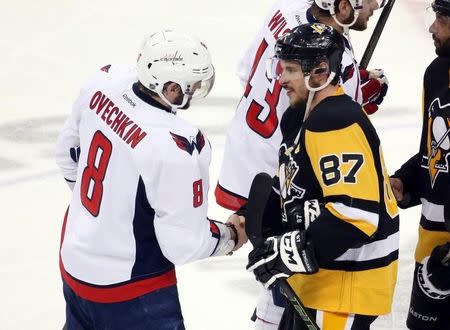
[389,177,404,201]
[227,214,247,251]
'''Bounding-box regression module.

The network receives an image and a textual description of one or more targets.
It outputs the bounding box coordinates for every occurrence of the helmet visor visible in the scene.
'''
[266,58,284,80]
[426,5,436,30]
[184,68,215,99]
[266,58,304,80]
[425,5,450,30]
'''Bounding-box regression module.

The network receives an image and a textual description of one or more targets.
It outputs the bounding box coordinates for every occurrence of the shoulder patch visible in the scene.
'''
[170,130,206,155]
[100,64,111,73]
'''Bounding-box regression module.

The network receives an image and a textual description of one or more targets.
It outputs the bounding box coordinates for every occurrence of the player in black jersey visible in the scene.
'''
[245,23,399,330]
[389,1,450,329]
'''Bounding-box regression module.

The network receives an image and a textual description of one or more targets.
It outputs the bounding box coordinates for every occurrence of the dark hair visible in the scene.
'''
[432,0,450,16]
[138,81,175,96]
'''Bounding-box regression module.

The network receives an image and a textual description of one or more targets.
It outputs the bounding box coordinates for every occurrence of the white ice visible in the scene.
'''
[0,0,436,329]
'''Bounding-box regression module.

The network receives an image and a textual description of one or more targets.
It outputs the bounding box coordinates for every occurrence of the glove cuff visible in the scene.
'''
[418,256,450,300]
[209,220,235,256]
[280,231,318,274]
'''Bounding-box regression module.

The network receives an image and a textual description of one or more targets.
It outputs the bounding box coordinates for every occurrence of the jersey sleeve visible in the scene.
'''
[393,85,427,208]
[303,110,386,263]
[143,132,230,265]
[340,46,362,105]
[236,36,260,88]
[55,90,85,189]
[392,153,422,208]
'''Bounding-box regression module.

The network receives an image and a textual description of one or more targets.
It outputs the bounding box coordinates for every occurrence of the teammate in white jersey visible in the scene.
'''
[215,1,389,328]
[55,30,247,330]
[216,0,388,211]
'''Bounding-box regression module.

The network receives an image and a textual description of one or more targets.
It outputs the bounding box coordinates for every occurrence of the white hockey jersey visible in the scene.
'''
[56,65,228,303]
[215,0,362,210]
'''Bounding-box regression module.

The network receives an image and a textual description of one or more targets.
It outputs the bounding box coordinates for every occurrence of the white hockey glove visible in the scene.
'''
[246,230,318,289]
[209,220,237,257]
[418,242,450,300]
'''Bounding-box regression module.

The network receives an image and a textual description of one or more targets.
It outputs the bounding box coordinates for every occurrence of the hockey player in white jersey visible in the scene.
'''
[55,30,247,330]
[215,0,389,328]
[216,0,388,210]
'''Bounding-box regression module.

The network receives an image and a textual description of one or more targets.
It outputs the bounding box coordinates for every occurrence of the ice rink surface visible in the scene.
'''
[0,0,438,329]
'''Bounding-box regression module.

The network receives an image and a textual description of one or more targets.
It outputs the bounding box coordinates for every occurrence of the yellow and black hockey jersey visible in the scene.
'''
[394,57,450,262]
[262,87,399,315]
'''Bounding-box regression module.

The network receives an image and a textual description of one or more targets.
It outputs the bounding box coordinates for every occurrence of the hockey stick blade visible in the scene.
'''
[246,173,320,330]
[246,172,273,248]
[360,0,396,69]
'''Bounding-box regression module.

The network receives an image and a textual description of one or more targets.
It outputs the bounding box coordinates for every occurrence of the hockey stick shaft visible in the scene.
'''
[360,0,396,69]
[246,173,320,330]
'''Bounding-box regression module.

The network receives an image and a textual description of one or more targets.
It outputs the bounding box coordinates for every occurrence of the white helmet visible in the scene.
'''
[314,0,363,28]
[137,29,215,112]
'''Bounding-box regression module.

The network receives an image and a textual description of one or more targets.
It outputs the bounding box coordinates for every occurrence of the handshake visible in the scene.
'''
[225,214,248,253]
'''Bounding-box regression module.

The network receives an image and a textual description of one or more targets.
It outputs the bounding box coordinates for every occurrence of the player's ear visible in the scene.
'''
[309,62,330,86]
[337,0,352,16]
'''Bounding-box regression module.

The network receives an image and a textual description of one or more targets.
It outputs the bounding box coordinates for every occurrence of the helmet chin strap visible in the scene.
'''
[157,92,190,114]
[292,71,336,145]
[329,6,360,29]
[304,72,336,92]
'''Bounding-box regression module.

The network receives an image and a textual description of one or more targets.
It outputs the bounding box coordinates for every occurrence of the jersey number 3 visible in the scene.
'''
[80,131,112,217]
[245,39,281,138]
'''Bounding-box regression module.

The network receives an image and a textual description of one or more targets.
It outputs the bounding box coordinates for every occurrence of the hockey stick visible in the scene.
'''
[246,173,320,330]
[359,0,396,69]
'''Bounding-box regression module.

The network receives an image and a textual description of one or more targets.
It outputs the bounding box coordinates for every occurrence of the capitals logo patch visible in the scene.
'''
[100,64,111,73]
[170,130,206,155]
[422,98,450,187]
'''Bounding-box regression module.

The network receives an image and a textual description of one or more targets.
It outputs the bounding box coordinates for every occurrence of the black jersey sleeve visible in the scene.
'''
[392,153,422,208]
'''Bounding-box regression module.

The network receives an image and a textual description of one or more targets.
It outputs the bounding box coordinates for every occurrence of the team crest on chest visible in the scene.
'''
[422,98,450,187]
[279,143,305,201]
[279,143,306,225]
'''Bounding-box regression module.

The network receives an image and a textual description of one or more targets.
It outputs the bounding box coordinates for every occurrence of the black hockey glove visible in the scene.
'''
[418,242,450,300]
[246,230,318,289]
[283,199,321,230]
[427,242,450,291]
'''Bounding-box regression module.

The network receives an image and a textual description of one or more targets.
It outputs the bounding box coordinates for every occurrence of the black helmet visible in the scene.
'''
[432,0,450,16]
[274,23,344,80]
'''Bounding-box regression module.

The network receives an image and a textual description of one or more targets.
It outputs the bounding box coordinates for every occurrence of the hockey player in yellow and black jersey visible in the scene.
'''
[389,1,450,329]
[245,23,399,330]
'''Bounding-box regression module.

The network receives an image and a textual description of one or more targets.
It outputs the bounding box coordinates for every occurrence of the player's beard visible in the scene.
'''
[351,19,368,31]
[434,35,450,57]
[289,92,308,109]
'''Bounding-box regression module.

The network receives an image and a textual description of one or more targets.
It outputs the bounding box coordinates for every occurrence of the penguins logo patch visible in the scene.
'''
[423,98,450,187]
[279,143,306,224]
